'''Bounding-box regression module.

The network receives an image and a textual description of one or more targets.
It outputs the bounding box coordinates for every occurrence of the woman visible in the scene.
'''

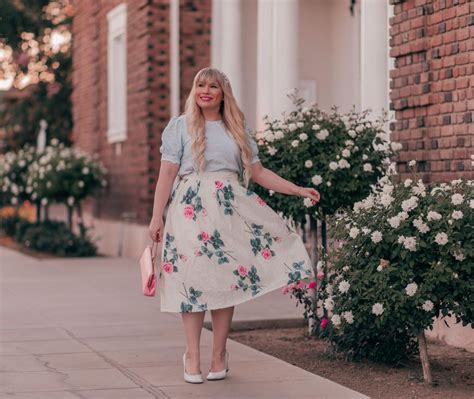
[148,67,320,384]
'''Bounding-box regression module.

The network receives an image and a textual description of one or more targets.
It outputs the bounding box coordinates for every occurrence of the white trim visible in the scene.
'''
[106,3,128,144]
[170,0,180,117]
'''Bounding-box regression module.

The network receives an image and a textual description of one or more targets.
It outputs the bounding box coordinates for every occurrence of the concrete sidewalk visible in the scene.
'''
[0,246,367,398]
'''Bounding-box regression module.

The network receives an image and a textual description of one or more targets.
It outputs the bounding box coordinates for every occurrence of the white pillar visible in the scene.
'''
[211,0,242,104]
[257,0,299,130]
[360,0,389,120]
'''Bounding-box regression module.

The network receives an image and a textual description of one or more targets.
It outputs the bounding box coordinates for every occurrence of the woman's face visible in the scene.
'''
[195,79,223,111]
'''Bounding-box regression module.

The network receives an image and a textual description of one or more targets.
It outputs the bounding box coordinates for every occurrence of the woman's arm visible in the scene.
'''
[149,161,180,240]
[250,161,320,202]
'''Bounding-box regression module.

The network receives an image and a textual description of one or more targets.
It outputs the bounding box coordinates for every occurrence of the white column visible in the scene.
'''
[170,0,180,116]
[257,0,299,130]
[211,0,242,104]
[360,0,389,120]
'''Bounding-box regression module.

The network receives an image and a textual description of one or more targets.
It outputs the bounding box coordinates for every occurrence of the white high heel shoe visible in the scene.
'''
[183,353,204,384]
[207,351,229,381]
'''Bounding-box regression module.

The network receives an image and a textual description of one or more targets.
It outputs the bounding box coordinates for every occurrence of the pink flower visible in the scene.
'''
[320,318,328,329]
[161,262,173,274]
[202,208,207,217]
[256,195,266,206]
[215,180,224,189]
[184,205,194,219]
[194,249,202,257]
[238,265,248,277]
[296,280,306,289]
[317,271,325,280]
[180,254,188,262]
[200,231,210,241]
[287,282,297,291]
[281,286,289,294]
[261,248,272,260]
[307,281,317,289]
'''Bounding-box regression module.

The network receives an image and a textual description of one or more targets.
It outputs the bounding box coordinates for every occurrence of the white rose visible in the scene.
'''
[78,180,85,188]
[390,142,403,151]
[274,130,284,139]
[296,122,304,128]
[303,198,314,208]
[324,297,334,311]
[316,129,329,140]
[291,140,299,148]
[405,282,418,297]
[338,280,350,294]
[331,314,342,327]
[311,175,323,186]
[299,133,308,141]
[329,162,339,171]
[372,303,384,316]
[404,179,413,187]
[312,124,320,130]
[349,227,360,239]
[388,216,401,228]
[305,160,313,168]
[342,311,354,324]
[342,149,351,158]
[371,231,383,243]
[363,163,373,172]
[452,210,463,220]
[427,211,442,221]
[338,159,350,169]
[451,193,464,205]
[435,232,448,246]
[453,251,465,261]
[67,196,75,206]
[380,194,394,207]
[362,154,368,161]
[422,300,434,312]
[401,196,418,212]
[288,123,298,131]
[267,146,277,156]
[82,166,90,174]
[408,160,417,167]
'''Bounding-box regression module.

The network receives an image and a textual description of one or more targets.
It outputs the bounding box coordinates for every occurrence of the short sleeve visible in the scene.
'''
[159,116,182,164]
[245,122,260,164]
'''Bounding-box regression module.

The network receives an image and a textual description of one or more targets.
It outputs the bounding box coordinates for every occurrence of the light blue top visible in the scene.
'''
[159,115,260,176]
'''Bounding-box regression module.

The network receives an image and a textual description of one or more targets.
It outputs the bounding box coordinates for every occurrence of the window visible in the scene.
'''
[107,4,127,143]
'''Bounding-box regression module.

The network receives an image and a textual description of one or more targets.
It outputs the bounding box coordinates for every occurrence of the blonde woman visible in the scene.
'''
[148,67,320,384]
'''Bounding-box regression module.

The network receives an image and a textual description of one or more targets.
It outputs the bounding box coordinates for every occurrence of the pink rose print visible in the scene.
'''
[261,248,272,260]
[194,249,202,257]
[256,195,266,206]
[215,180,224,189]
[281,286,289,294]
[201,231,210,241]
[237,265,248,277]
[287,282,297,291]
[317,271,325,280]
[320,318,328,329]
[202,208,207,217]
[184,204,195,219]
[307,281,317,289]
[296,280,306,289]
[180,254,188,262]
[161,262,173,274]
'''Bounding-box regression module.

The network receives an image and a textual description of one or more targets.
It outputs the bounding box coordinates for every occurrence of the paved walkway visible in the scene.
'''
[0,246,367,398]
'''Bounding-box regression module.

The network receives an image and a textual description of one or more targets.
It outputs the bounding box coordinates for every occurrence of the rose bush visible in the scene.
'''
[290,170,473,364]
[249,92,402,223]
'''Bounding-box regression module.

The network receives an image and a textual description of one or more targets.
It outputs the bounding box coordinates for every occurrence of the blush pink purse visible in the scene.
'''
[139,239,159,296]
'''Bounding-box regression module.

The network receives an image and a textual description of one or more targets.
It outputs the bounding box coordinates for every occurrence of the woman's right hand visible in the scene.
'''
[149,216,164,242]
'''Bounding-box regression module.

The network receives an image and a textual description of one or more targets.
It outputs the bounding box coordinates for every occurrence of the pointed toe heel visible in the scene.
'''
[206,351,229,381]
[183,353,204,384]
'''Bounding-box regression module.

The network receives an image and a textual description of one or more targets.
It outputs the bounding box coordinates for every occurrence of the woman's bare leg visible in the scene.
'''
[181,311,206,374]
[209,306,234,372]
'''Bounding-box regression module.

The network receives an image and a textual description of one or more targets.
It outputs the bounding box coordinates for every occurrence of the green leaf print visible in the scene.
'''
[232,265,263,296]
[196,229,236,264]
[180,181,204,221]
[215,181,237,216]
[162,232,185,273]
[245,221,280,259]
[180,284,208,312]
[285,261,313,284]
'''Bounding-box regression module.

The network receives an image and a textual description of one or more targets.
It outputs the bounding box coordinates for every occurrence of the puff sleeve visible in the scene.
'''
[245,123,260,164]
[159,116,182,164]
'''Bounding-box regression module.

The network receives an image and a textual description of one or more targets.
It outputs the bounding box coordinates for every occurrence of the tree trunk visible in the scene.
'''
[418,330,433,384]
[308,216,318,334]
[66,205,73,230]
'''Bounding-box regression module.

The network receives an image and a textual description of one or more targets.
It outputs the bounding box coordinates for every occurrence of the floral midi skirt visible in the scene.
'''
[157,170,315,313]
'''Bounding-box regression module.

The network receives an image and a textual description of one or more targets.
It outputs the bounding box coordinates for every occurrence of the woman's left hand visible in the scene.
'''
[297,187,321,204]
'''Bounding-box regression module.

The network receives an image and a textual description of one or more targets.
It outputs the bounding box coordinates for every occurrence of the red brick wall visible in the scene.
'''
[389,0,474,183]
[72,0,211,225]
[179,0,212,111]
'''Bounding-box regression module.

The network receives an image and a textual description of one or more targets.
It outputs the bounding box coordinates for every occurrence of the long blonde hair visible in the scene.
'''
[184,67,254,187]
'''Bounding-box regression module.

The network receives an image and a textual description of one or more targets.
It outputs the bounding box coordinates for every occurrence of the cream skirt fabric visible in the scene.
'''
[158,170,315,313]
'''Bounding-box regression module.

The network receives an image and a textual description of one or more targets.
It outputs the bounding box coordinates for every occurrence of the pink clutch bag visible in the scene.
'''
[139,239,159,296]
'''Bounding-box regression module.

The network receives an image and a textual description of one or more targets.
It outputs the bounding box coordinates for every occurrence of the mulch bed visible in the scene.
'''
[229,326,473,399]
